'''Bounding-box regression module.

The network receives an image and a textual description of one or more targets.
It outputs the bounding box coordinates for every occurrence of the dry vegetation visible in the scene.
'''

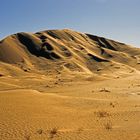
[49,128,58,139]
[96,111,110,118]
[104,121,113,130]
[99,88,111,93]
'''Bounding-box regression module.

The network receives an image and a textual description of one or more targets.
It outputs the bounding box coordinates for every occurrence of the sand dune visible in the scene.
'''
[1,29,140,77]
[0,29,140,140]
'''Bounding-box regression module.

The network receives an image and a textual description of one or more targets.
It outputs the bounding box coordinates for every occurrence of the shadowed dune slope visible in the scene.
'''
[0,29,140,76]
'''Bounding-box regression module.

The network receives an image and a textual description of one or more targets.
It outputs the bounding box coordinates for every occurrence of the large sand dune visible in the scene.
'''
[0,29,140,140]
[1,29,140,77]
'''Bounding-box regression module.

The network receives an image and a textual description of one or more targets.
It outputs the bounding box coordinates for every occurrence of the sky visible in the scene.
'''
[0,0,140,47]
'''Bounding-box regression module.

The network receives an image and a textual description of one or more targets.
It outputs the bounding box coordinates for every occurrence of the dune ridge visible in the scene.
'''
[0,29,140,78]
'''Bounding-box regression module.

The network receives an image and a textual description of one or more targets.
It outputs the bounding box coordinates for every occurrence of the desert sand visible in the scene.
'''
[0,29,140,140]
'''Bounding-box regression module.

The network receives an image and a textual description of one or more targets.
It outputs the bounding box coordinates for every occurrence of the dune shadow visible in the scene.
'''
[42,42,53,51]
[86,34,117,51]
[88,53,109,62]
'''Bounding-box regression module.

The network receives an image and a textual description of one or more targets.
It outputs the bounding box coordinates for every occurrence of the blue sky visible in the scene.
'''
[0,0,140,47]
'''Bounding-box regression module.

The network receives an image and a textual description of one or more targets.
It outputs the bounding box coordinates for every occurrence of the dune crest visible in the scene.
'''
[0,29,140,78]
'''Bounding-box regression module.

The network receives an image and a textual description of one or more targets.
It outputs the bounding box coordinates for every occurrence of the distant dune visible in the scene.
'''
[0,29,140,78]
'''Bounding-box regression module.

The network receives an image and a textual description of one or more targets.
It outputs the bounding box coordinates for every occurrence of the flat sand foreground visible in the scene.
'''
[0,74,140,140]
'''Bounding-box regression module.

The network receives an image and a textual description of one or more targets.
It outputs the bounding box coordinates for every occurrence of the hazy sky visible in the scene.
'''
[0,0,140,47]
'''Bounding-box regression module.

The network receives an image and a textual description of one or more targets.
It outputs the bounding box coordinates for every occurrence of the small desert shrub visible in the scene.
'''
[49,128,58,139]
[110,102,115,108]
[37,129,43,135]
[96,111,110,118]
[99,88,110,93]
[104,121,112,130]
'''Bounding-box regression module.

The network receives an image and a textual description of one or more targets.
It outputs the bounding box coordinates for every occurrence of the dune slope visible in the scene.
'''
[1,29,140,77]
